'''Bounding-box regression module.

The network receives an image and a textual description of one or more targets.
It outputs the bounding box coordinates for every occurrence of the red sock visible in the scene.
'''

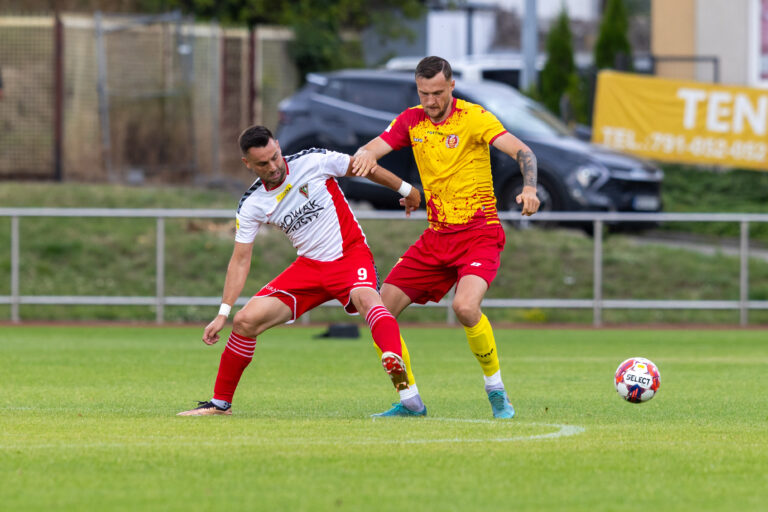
[212,332,256,403]
[366,305,402,356]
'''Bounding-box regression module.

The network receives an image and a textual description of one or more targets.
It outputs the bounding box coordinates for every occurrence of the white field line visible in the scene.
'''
[368,418,586,444]
[0,419,585,449]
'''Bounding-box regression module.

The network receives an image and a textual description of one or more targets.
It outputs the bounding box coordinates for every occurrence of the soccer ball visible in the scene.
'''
[614,357,661,403]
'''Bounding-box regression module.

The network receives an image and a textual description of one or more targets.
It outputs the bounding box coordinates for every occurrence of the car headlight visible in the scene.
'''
[572,164,608,189]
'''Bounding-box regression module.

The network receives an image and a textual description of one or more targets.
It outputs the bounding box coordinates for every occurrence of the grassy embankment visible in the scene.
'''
[1,168,767,325]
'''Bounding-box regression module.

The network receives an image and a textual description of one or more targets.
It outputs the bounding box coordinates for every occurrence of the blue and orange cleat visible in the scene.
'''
[371,402,427,418]
[487,390,515,419]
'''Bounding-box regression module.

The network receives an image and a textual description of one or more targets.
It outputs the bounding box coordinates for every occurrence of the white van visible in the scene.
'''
[385,54,546,89]
[385,53,601,89]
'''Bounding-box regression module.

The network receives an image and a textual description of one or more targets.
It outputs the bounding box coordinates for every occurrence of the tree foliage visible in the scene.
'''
[150,0,425,77]
[594,0,633,70]
[539,7,576,117]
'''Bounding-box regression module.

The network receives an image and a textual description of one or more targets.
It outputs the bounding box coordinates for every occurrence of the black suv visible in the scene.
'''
[275,70,663,225]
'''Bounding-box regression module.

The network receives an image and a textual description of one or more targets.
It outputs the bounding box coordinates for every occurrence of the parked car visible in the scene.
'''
[385,54,546,90]
[275,69,663,230]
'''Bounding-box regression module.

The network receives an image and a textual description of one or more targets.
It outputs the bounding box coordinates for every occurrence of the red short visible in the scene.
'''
[384,225,505,304]
[255,245,378,323]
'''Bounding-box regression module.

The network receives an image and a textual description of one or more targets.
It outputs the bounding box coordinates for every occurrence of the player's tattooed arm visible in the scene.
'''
[491,132,537,188]
[492,133,541,215]
[516,148,537,188]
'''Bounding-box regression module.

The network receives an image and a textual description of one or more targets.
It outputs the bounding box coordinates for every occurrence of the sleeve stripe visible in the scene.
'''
[237,180,263,213]
[488,130,507,146]
[285,147,326,163]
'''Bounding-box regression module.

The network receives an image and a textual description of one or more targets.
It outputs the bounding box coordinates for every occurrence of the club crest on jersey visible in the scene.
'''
[445,134,459,148]
[276,183,293,202]
[299,184,309,198]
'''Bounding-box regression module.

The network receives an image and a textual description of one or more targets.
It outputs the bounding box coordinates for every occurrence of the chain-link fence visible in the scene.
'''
[0,12,299,185]
[0,16,55,179]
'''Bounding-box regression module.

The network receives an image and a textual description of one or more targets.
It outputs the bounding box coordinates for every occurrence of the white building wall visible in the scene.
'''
[426,10,498,60]
[427,11,467,61]
[695,0,751,85]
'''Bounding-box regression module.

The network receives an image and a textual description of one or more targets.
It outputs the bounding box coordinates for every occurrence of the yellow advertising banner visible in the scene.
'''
[592,71,768,171]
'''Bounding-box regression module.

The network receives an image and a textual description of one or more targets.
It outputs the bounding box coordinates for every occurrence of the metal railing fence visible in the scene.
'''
[2,208,768,327]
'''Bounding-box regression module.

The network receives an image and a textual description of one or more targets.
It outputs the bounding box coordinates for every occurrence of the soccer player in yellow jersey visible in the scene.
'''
[353,56,540,418]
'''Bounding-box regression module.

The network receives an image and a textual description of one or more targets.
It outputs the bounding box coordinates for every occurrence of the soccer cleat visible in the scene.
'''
[371,402,427,418]
[381,351,409,391]
[177,400,232,416]
[487,390,515,419]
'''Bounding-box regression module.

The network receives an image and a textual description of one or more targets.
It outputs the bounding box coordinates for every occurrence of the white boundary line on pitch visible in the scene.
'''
[365,418,586,444]
[0,420,585,450]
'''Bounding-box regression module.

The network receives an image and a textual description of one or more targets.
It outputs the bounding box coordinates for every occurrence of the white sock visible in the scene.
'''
[399,384,425,412]
[399,384,419,401]
[483,371,504,392]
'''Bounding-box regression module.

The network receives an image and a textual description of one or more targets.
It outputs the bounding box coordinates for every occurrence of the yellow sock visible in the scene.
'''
[464,314,500,377]
[373,336,416,386]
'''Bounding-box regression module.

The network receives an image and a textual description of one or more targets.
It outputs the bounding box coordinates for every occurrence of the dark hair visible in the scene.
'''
[415,56,452,81]
[238,125,274,154]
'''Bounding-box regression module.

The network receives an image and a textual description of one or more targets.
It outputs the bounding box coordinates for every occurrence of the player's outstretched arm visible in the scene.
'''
[203,241,253,345]
[351,137,394,177]
[492,132,541,216]
[347,157,421,216]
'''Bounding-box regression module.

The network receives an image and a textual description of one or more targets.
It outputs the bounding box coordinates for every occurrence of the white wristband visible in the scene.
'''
[397,181,413,197]
[218,303,232,318]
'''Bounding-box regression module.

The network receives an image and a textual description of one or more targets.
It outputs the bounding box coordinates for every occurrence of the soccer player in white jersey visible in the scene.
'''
[178,125,425,416]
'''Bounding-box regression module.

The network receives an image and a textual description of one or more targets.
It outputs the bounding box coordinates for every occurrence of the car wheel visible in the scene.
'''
[498,176,560,229]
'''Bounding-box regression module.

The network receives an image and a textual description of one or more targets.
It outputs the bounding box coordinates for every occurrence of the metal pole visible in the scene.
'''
[466,6,474,56]
[53,13,64,182]
[156,217,165,324]
[739,220,749,326]
[521,0,538,91]
[210,20,221,178]
[593,219,603,327]
[10,216,20,323]
[95,12,115,182]
[248,27,256,124]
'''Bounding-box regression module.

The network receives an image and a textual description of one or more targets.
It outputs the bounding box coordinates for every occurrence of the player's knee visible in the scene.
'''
[232,310,261,338]
[452,300,481,326]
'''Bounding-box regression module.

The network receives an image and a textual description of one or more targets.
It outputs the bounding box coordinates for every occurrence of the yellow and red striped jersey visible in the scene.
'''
[380,97,507,232]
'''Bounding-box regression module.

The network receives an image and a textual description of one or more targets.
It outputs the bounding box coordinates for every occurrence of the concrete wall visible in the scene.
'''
[651,0,696,80]
[652,0,763,87]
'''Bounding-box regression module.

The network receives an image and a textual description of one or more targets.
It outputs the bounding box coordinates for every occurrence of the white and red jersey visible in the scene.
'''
[234,148,368,261]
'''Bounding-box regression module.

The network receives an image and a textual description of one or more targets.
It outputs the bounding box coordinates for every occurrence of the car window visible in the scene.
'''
[481,69,521,89]
[319,79,345,100]
[340,80,413,115]
[459,85,571,138]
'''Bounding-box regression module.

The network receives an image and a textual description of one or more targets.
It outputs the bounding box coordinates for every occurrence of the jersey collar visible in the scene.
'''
[429,97,459,126]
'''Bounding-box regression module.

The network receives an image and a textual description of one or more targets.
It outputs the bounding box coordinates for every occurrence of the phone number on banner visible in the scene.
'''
[600,127,768,163]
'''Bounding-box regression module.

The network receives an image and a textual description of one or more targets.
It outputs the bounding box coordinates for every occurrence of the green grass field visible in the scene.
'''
[1,325,766,511]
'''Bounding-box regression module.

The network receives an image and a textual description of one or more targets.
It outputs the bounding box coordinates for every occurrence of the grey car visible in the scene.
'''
[275,69,663,229]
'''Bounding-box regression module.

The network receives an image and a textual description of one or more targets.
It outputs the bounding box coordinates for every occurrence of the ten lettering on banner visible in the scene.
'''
[592,71,768,171]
